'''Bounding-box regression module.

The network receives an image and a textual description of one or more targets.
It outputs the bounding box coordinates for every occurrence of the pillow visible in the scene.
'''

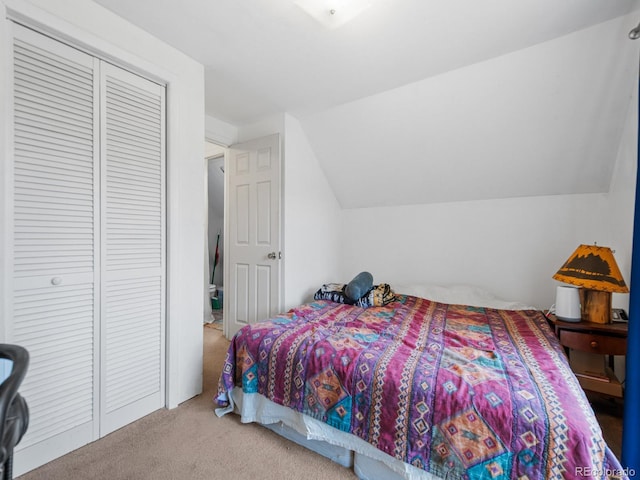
[392,283,536,310]
[344,271,373,302]
[314,283,352,304]
[314,282,397,308]
[362,283,396,307]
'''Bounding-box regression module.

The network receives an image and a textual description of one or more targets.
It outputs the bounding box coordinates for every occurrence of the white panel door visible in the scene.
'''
[11,24,100,474]
[99,62,166,435]
[227,134,281,338]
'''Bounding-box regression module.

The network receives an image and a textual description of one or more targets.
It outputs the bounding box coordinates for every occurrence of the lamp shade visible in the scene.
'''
[552,244,629,293]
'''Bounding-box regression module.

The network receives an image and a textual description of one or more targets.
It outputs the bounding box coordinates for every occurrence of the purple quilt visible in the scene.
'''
[216,295,625,479]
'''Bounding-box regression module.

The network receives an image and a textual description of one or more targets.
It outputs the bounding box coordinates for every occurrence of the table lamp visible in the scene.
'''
[552,244,629,324]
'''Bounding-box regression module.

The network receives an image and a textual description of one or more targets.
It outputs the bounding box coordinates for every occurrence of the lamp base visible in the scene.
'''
[580,289,612,324]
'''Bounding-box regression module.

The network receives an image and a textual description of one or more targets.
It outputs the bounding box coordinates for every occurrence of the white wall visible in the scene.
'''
[317,15,640,313]
[338,83,637,310]
[237,114,285,143]
[0,0,205,410]
[603,69,638,311]
[205,115,238,147]
[282,114,342,309]
[595,84,638,384]
[340,193,613,309]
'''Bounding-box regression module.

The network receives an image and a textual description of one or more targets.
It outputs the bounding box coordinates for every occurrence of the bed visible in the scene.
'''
[215,284,626,480]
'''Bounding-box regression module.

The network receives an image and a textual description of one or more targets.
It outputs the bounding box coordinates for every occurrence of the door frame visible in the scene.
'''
[204,141,227,326]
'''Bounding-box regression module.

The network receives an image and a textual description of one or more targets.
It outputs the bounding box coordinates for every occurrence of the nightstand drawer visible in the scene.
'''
[559,330,627,355]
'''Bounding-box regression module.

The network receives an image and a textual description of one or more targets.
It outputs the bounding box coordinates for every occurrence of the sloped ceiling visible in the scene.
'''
[93,0,640,207]
[302,16,640,208]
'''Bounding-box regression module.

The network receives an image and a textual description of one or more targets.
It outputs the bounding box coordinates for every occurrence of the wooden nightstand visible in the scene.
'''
[547,314,628,398]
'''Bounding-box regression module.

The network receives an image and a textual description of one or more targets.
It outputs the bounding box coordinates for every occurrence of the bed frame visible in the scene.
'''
[225,387,441,480]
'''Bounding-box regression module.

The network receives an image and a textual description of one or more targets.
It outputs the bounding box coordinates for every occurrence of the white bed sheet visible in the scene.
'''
[392,283,536,310]
[217,387,442,480]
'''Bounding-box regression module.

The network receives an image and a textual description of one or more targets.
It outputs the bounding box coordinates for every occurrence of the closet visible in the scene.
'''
[10,23,166,473]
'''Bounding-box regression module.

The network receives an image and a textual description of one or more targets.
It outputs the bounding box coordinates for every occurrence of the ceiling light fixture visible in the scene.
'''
[295,0,372,29]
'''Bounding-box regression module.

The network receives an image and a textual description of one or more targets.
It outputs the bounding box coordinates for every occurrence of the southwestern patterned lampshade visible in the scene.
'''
[552,244,629,293]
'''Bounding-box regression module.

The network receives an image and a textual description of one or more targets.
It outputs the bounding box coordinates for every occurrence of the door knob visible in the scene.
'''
[267,252,277,259]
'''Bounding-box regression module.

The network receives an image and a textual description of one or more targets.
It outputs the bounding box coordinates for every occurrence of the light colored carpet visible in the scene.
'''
[17,327,357,480]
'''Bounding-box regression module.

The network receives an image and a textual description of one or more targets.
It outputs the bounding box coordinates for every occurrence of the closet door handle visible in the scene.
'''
[51,277,62,285]
[267,252,277,260]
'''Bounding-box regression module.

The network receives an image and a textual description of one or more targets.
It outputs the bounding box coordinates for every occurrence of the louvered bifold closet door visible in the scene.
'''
[11,24,99,472]
[99,63,166,435]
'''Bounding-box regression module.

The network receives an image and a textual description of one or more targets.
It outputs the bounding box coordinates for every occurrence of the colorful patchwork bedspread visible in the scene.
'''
[216,295,626,479]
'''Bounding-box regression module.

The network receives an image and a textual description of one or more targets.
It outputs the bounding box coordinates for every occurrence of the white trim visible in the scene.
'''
[278,133,285,314]
[205,114,237,147]
[223,147,230,338]
[91,54,101,448]
[165,95,182,408]
[4,0,173,87]
[204,135,231,338]
[0,16,15,344]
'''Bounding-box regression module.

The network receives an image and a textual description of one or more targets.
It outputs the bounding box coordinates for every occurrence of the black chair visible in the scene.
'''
[0,345,29,480]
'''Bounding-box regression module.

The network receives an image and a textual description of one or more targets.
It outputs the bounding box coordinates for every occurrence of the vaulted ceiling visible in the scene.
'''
[94,0,640,208]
